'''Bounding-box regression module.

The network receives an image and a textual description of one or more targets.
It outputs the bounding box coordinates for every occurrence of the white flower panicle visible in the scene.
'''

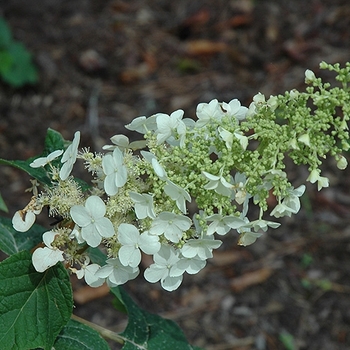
[12,63,350,291]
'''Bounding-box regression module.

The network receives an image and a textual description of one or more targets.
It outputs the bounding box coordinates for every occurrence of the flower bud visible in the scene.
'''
[342,140,350,151]
[319,61,328,69]
[253,92,265,105]
[340,119,349,130]
[289,89,299,100]
[267,95,278,111]
[305,69,316,84]
[336,155,348,170]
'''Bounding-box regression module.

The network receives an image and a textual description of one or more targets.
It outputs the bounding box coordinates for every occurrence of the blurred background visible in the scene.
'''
[1,0,350,349]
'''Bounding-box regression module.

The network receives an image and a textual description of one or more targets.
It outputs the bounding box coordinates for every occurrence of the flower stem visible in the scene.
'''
[71,314,124,344]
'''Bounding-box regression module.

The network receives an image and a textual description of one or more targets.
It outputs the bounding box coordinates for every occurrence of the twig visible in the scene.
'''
[86,83,101,149]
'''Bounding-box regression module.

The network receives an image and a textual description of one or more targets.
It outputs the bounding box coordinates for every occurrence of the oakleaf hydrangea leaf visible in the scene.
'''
[110,286,202,350]
[0,251,73,350]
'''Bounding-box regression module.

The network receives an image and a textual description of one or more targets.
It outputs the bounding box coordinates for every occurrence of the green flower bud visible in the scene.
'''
[305,69,316,84]
[336,155,348,170]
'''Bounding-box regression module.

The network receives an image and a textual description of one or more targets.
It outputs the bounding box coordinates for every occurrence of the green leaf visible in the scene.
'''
[0,216,45,256]
[87,246,107,266]
[110,287,202,350]
[0,129,65,186]
[0,128,90,191]
[0,251,73,350]
[1,41,38,87]
[0,51,13,75]
[53,319,110,350]
[0,193,8,213]
[43,128,66,155]
[37,128,67,172]
[0,18,12,48]
[279,331,296,350]
[0,158,51,185]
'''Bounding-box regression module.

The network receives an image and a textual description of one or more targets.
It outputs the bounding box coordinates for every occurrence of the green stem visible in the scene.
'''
[71,314,124,345]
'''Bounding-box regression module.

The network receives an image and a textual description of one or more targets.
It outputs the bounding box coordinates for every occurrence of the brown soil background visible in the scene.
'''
[1,1,350,349]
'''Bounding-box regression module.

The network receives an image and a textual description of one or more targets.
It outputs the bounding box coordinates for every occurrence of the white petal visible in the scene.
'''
[134,204,148,220]
[149,220,165,235]
[129,192,156,219]
[47,149,64,162]
[70,205,91,227]
[144,265,167,283]
[129,191,143,203]
[95,264,114,279]
[116,166,128,187]
[84,264,105,287]
[31,149,63,167]
[218,127,233,150]
[125,116,147,131]
[102,153,115,175]
[181,244,197,258]
[95,217,115,238]
[110,134,129,148]
[85,196,106,219]
[234,133,248,150]
[59,161,73,181]
[119,246,141,267]
[32,247,64,272]
[112,147,124,164]
[174,216,191,231]
[60,132,80,180]
[294,185,306,197]
[155,245,180,265]
[118,223,139,245]
[42,230,58,248]
[125,115,158,134]
[75,268,85,280]
[139,232,160,254]
[164,227,183,243]
[82,225,101,247]
[109,265,139,285]
[183,259,206,274]
[224,216,246,229]
[170,109,184,121]
[12,210,36,232]
[30,157,49,168]
[156,114,171,134]
[104,174,118,196]
[238,231,262,246]
[161,275,183,291]
[69,226,85,244]
[202,171,219,181]
[152,158,167,180]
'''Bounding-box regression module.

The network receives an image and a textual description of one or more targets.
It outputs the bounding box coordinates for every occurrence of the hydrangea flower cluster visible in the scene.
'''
[12,62,350,291]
